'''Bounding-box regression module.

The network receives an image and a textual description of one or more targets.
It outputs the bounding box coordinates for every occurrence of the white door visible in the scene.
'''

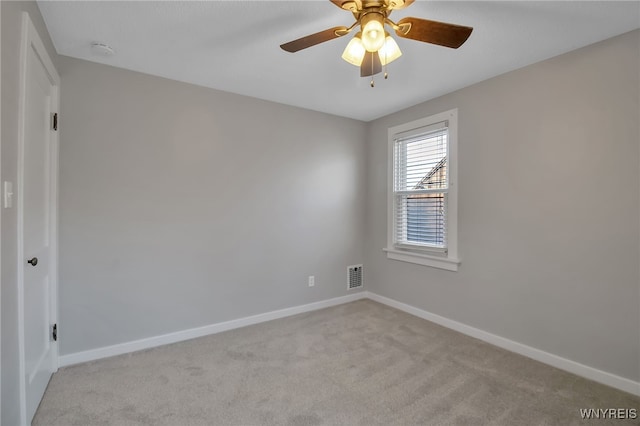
[18,13,59,424]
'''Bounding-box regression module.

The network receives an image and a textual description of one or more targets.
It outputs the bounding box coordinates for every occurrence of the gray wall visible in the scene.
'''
[1,2,59,425]
[365,30,640,382]
[57,57,367,355]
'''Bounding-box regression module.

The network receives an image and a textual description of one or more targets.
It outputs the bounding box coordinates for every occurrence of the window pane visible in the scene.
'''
[395,193,446,247]
[393,126,449,249]
[395,130,447,192]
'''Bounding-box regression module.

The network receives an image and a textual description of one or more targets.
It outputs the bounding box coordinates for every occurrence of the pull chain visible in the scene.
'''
[370,53,375,87]
[384,47,389,79]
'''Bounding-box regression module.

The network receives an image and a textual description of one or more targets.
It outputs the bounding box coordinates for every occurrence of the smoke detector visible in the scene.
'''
[91,42,115,56]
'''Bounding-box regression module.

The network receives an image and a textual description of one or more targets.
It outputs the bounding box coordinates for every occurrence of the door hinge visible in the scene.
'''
[52,324,58,342]
[52,113,58,131]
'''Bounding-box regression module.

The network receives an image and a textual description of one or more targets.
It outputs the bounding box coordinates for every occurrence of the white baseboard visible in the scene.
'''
[59,292,367,367]
[59,289,639,397]
[366,292,640,397]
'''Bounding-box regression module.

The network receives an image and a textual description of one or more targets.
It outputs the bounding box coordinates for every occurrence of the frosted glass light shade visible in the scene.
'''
[379,35,402,65]
[341,34,366,66]
[361,13,385,52]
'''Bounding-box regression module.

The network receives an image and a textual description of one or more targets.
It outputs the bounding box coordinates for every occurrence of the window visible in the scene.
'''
[385,109,460,271]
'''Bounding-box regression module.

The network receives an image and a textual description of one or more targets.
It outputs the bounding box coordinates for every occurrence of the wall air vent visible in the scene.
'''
[347,264,363,290]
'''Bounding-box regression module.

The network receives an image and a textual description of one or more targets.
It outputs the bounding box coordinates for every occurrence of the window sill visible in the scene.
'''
[383,248,460,272]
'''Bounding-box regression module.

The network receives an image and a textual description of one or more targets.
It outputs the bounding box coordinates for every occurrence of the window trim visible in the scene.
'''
[386,109,460,271]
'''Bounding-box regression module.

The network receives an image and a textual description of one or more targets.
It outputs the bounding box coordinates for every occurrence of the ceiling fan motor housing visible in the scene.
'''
[338,0,404,12]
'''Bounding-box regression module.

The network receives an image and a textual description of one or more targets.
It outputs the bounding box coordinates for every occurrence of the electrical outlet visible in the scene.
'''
[308,276,315,287]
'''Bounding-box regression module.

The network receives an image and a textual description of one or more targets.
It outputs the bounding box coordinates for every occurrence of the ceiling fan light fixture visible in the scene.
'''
[379,34,402,65]
[341,32,366,66]
[279,0,473,84]
[360,12,385,52]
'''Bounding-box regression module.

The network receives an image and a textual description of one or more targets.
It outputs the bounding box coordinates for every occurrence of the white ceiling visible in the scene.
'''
[38,1,640,122]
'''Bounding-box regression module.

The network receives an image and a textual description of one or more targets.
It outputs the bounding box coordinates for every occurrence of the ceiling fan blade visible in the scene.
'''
[395,17,473,49]
[280,26,349,52]
[360,51,382,77]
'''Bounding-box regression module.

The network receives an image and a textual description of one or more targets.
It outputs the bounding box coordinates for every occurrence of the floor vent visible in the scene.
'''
[347,264,363,290]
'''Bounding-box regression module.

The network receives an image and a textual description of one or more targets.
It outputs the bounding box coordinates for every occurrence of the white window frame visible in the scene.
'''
[384,109,460,271]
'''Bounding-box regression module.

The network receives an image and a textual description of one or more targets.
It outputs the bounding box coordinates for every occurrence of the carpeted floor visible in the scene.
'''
[34,300,638,425]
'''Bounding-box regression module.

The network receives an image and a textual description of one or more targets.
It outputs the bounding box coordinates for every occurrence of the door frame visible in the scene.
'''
[17,12,60,425]
[0,3,3,423]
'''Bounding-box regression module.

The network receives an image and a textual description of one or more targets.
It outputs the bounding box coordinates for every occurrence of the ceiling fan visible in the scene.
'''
[280,0,473,83]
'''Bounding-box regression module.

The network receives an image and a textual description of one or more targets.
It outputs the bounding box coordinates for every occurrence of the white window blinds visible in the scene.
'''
[393,121,449,251]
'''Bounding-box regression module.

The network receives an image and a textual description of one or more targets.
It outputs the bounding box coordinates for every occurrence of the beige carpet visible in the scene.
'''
[34,300,638,425]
